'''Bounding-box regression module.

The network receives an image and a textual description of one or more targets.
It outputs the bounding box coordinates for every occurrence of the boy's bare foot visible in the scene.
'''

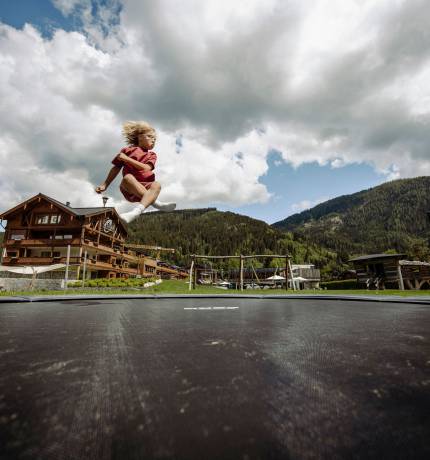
[152,200,176,212]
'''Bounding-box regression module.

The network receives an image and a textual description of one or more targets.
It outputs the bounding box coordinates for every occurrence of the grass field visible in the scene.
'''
[1,279,430,297]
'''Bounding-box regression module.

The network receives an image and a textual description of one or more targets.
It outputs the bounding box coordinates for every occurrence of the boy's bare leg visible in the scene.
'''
[119,175,161,222]
[121,174,175,212]
[142,182,162,207]
[121,175,161,207]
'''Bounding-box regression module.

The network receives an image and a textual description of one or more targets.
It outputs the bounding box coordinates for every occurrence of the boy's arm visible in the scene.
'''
[95,166,121,193]
[116,152,154,172]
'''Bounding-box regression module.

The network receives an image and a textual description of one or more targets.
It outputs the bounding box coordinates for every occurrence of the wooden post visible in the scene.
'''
[82,250,88,288]
[285,256,289,291]
[397,264,405,291]
[97,217,101,246]
[240,255,244,291]
[288,258,296,291]
[189,257,194,291]
[192,255,197,290]
[64,244,70,290]
[30,269,37,291]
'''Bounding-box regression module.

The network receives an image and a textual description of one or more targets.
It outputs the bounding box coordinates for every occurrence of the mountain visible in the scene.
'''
[272,176,430,260]
[126,208,337,273]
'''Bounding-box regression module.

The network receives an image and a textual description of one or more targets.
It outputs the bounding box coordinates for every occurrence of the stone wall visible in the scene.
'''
[0,278,65,291]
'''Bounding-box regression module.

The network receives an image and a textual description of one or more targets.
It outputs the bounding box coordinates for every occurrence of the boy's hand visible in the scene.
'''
[95,184,107,194]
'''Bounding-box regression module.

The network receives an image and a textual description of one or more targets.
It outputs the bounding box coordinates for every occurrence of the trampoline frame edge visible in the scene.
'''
[1,294,430,305]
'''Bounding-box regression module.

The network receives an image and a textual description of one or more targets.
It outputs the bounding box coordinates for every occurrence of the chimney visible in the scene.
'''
[66,201,71,207]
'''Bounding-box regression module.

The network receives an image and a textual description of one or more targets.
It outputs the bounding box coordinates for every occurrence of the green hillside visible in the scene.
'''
[126,208,337,275]
[272,176,430,260]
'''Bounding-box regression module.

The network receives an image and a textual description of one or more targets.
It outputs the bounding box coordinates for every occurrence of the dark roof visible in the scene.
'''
[42,195,114,217]
[67,207,116,216]
[349,253,407,262]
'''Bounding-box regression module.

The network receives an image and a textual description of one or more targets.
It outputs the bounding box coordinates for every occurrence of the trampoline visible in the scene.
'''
[0,295,429,459]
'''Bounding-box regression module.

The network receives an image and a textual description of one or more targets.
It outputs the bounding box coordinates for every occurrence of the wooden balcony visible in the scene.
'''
[89,260,116,269]
[83,224,125,243]
[156,265,189,278]
[2,256,81,265]
[82,241,139,262]
[83,261,141,276]
[5,238,81,247]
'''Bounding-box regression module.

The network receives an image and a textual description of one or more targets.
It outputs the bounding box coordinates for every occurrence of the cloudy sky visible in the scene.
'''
[0,0,429,223]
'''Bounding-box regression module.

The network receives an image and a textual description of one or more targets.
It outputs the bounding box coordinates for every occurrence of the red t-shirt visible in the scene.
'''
[112,146,157,182]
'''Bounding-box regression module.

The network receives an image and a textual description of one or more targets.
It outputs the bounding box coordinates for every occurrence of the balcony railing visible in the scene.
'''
[2,256,82,265]
[82,241,139,261]
[157,265,188,275]
[5,238,81,246]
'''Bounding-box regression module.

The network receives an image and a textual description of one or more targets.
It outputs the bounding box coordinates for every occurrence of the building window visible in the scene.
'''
[41,251,51,257]
[53,252,61,258]
[52,234,72,239]
[7,251,18,257]
[36,214,62,225]
[36,215,50,224]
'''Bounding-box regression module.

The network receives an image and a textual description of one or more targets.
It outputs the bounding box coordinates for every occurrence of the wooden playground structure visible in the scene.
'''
[188,254,294,291]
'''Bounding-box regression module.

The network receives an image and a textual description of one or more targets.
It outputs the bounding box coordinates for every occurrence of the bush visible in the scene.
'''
[320,279,358,290]
[67,277,157,288]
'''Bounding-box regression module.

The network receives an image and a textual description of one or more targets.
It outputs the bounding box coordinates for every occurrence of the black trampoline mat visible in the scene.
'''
[0,297,429,459]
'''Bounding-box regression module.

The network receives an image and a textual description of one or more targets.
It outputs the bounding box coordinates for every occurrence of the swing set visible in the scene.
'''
[188,254,296,291]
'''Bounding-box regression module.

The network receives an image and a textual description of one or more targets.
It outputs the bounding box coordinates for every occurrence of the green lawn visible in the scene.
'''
[1,279,430,297]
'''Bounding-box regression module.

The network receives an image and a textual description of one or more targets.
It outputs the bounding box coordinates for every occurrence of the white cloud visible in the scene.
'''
[291,196,329,213]
[0,0,429,217]
[52,0,87,16]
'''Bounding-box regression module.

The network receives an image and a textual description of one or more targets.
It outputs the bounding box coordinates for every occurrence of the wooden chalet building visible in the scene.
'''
[349,253,430,290]
[0,193,160,280]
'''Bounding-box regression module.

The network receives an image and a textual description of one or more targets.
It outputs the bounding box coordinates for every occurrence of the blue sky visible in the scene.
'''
[0,0,428,223]
[0,0,72,34]
[223,158,386,224]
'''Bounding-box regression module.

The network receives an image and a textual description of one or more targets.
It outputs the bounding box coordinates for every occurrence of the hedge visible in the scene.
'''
[68,277,157,288]
[320,279,358,290]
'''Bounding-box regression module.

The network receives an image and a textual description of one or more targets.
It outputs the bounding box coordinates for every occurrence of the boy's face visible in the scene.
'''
[138,131,156,150]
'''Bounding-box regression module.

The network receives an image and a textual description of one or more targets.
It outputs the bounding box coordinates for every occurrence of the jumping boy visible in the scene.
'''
[95,121,176,222]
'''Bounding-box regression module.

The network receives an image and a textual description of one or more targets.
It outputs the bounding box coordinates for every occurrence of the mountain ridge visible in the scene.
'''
[272,176,430,259]
[126,208,337,274]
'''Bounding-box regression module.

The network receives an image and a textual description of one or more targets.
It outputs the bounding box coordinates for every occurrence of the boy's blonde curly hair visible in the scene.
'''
[122,121,157,146]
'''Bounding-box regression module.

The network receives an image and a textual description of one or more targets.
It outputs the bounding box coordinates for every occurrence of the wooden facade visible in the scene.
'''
[0,193,184,280]
[399,260,430,290]
[350,253,430,290]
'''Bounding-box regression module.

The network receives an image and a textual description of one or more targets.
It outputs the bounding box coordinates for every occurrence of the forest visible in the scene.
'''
[126,208,338,278]
[272,176,430,262]
[127,177,430,279]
